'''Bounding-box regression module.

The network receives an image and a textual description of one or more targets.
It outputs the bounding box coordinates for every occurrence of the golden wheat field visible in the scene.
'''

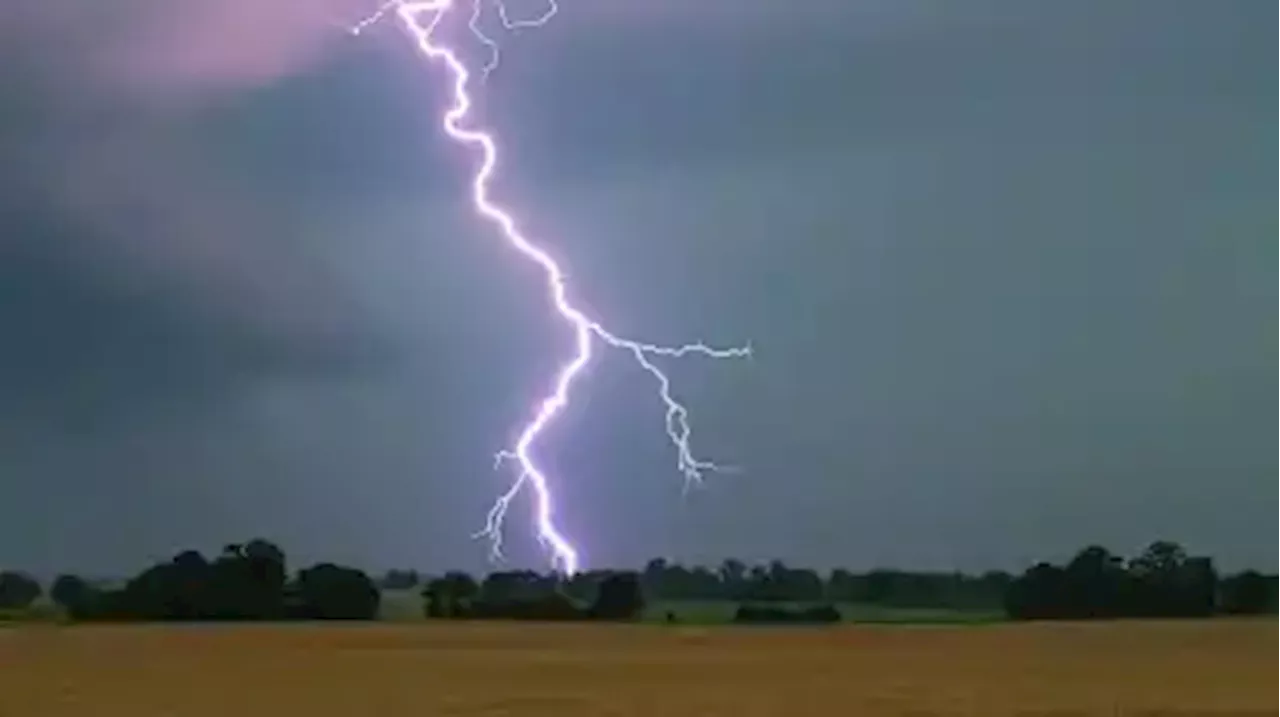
[0,620,1273,716]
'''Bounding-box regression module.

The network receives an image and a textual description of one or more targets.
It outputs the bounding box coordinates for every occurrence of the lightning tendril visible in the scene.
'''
[353,0,750,575]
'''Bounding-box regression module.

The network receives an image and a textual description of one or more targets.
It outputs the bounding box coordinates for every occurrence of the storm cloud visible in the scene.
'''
[0,0,1272,575]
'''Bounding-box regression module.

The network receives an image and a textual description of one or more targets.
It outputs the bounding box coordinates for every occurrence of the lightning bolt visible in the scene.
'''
[354,0,750,575]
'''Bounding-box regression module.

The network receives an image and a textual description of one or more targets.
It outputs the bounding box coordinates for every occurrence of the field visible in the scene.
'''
[0,620,1272,716]
[376,589,1006,624]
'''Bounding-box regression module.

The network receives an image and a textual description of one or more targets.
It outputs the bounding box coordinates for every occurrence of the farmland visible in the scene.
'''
[0,619,1272,716]
[376,589,1006,625]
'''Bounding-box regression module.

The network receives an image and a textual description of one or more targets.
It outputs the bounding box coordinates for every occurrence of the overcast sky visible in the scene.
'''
[0,0,1273,576]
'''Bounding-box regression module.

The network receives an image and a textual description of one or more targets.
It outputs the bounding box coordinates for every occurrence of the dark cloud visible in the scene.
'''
[0,1,1273,575]
[0,209,395,434]
[0,0,408,420]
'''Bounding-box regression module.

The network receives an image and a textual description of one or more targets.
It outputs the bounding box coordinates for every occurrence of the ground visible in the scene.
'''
[0,620,1272,716]
[375,589,1007,624]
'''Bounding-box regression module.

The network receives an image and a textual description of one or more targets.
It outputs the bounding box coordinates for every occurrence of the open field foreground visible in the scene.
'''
[0,620,1273,716]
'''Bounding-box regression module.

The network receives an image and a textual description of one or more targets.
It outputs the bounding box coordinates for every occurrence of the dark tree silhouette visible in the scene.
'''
[616,558,1015,610]
[291,563,380,620]
[719,558,747,600]
[0,570,41,609]
[422,569,645,622]
[1004,562,1067,619]
[642,558,668,597]
[118,552,208,620]
[50,539,376,622]
[1062,545,1129,618]
[15,535,1273,625]
[589,571,645,620]
[241,538,288,619]
[1219,570,1276,615]
[423,571,479,618]
[1126,541,1217,618]
[50,574,93,613]
[381,569,421,590]
[1006,541,1224,620]
[481,570,558,603]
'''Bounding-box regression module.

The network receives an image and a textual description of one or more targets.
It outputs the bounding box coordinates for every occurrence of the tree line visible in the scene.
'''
[0,538,648,623]
[1004,541,1274,619]
[1,540,382,621]
[0,538,1273,623]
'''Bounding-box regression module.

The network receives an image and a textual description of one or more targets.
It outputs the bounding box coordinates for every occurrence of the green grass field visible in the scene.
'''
[3,590,1003,626]
[642,600,1004,624]
[375,589,1004,624]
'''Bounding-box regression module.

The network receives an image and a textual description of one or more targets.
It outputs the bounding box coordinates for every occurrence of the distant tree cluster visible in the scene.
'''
[406,541,1272,623]
[637,557,1013,610]
[379,568,422,591]
[1005,541,1276,620]
[421,569,646,621]
[26,540,380,622]
[1,537,1272,624]
[398,559,1006,617]
[0,570,42,610]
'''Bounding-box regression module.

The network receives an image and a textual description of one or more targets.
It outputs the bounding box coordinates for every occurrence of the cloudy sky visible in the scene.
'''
[0,0,1273,576]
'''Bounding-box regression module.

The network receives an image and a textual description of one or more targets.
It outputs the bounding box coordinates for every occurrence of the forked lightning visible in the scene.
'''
[353,0,749,574]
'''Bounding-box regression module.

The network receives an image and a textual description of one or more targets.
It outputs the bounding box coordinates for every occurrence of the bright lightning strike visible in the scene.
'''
[356,0,750,575]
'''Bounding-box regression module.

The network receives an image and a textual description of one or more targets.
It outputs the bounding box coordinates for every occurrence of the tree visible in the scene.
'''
[1127,540,1213,617]
[442,571,479,613]
[156,539,285,620]
[1063,545,1129,618]
[0,571,41,609]
[118,550,213,620]
[645,563,719,600]
[61,539,303,622]
[589,571,645,620]
[1004,542,1226,620]
[642,558,668,597]
[561,570,601,603]
[1130,540,1188,577]
[243,539,286,581]
[826,568,857,602]
[769,561,823,602]
[381,569,420,591]
[686,566,721,599]
[292,563,380,620]
[975,571,1014,606]
[424,571,479,618]
[1005,562,1068,619]
[1219,570,1275,615]
[1169,557,1217,617]
[50,574,93,612]
[719,559,746,599]
[241,538,288,619]
[481,570,552,604]
[863,569,897,604]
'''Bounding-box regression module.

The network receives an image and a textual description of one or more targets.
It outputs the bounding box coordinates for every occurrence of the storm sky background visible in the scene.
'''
[0,0,1273,576]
